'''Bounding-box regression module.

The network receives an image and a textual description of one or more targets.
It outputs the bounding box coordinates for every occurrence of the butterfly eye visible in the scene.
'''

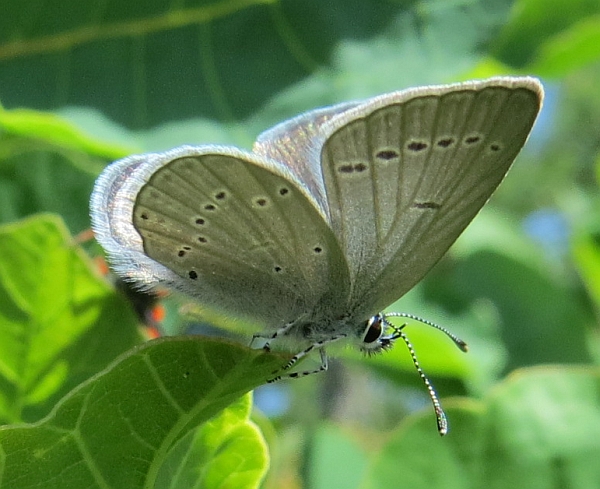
[362,315,384,344]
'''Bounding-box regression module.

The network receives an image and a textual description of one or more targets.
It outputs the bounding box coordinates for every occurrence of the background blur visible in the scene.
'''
[1,0,600,488]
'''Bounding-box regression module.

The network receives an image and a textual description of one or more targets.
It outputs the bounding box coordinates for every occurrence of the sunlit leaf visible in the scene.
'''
[0,336,284,489]
[0,214,141,424]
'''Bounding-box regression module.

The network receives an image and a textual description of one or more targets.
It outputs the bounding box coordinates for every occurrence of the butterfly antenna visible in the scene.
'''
[384,312,468,352]
[381,316,449,436]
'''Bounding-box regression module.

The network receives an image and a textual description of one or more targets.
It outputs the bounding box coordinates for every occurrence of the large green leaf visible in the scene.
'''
[0,0,514,133]
[0,214,141,424]
[0,336,283,489]
[0,214,285,488]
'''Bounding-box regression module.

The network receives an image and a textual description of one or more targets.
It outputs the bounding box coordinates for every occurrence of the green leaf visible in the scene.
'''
[493,0,600,69]
[156,394,269,489]
[0,112,114,232]
[0,106,132,160]
[0,214,141,424]
[0,0,515,133]
[572,230,600,311]
[529,15,600,77]
[0,336,284,489]
[363,366,600,489]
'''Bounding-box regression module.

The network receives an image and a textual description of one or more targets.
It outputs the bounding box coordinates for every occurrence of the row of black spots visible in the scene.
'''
[194,199,218,226]
[373,141,429,162]
[272,245,323,274]
[178,236,209,258]
[197,190,228,214]
[187,186,296,275]
[461,135,503,152]
[253,185,293,208]
[338,163,368,174]
[199,186,292,215]
[187,244,325,279]
[395,135,503,153]
[177,236,208,258]
[192,218,207,246]
[177,245,192,257]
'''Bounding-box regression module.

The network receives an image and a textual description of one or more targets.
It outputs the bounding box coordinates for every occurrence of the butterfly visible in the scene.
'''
[91,76,543,434]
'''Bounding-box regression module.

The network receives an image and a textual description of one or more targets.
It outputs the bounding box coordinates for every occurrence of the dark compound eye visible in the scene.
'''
[363,316,383,344]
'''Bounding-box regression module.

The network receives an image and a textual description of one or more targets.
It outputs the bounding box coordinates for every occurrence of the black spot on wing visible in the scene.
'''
[412,201,442,210]
[407,141,428,152]
[376,149,399,160]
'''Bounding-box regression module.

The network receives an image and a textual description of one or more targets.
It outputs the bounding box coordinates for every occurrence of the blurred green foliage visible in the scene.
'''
[0,0,600,488]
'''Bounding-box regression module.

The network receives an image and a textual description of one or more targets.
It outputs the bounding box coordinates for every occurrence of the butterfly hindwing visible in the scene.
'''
[96,146,351,328]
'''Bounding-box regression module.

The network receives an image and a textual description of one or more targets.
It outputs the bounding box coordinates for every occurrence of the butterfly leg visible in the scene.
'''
[267,334,346,382]
[250,320,296,351]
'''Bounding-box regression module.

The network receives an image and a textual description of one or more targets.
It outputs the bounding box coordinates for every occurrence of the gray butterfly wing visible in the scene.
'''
[318,77,543,318]
[253,101,360,217]
[91,145,351,328]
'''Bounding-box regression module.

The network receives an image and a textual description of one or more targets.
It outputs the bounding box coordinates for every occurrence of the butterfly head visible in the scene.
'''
[356,312,468,436]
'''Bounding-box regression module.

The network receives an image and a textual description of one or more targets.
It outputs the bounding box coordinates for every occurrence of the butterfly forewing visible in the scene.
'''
[130,148,351,327]
[320,78,543,317]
